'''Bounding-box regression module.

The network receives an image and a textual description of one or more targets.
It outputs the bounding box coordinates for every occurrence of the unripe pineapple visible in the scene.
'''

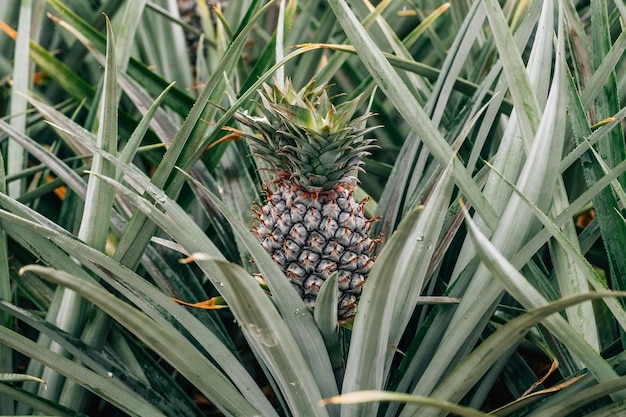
[243,80,378,319]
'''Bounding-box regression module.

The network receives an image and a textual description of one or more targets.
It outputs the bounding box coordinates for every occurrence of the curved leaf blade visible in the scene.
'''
[21,265,265,417]
[0,322,167,417]
[207,259,330,417]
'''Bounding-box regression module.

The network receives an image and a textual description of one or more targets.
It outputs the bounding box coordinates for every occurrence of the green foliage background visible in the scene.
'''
[0,0,626,416]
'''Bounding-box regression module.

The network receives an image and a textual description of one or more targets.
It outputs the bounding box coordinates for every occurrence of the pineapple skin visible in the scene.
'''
[254,178,375,319]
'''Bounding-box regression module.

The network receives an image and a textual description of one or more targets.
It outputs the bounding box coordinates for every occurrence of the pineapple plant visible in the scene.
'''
[243,80,378,319]
[3,1,626,416]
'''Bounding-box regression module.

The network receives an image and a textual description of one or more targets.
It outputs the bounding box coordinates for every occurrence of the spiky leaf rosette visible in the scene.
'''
[244,80,378,319]
[245,79,377,192]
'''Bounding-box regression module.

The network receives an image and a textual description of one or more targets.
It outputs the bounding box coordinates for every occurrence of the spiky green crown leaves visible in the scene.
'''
[243,79,377,192]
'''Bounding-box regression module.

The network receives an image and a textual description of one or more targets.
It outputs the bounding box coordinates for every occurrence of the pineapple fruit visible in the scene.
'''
[243,80,378,319]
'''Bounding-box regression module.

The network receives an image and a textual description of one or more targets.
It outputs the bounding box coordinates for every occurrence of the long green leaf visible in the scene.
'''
[482,0,542,143]
[21,264,265,417]
[587,0,626,298]
[0,19,94,101]
[0,119,87,198]
[118,82,175,175]
[429,290,626,416]
[207,260,329,417]
[425,1,483,124]
[0,300,185,414]
[45,0,193,115]
[112,0,147,72]
[461,206,622,397]
[0,320,167,417]
[313,43,513,117]
[344,161,455,417]
[314,273,342,372]
[341,206,423,417]
[482,154,626,342]
[0,151,11,416]
[0,382,84,417]
[180,169,339,401]
[404,4,565,408]
[580,23,626,109]
[0,197,277,417]
[548,179,598,352]
[113,0,278,270]
[447,0,543,274]
[327,0,498,231]
[78,14,117,250]
[51,16,119,408]
[6,0,31,198]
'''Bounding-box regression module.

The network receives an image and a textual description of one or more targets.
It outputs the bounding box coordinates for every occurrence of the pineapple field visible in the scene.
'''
[1,0,626,416]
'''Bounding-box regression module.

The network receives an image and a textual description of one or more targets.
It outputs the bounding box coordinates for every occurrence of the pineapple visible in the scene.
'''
[243,80,378,319]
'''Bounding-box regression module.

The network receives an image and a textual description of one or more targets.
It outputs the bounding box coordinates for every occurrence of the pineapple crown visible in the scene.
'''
[242,79,377,192]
